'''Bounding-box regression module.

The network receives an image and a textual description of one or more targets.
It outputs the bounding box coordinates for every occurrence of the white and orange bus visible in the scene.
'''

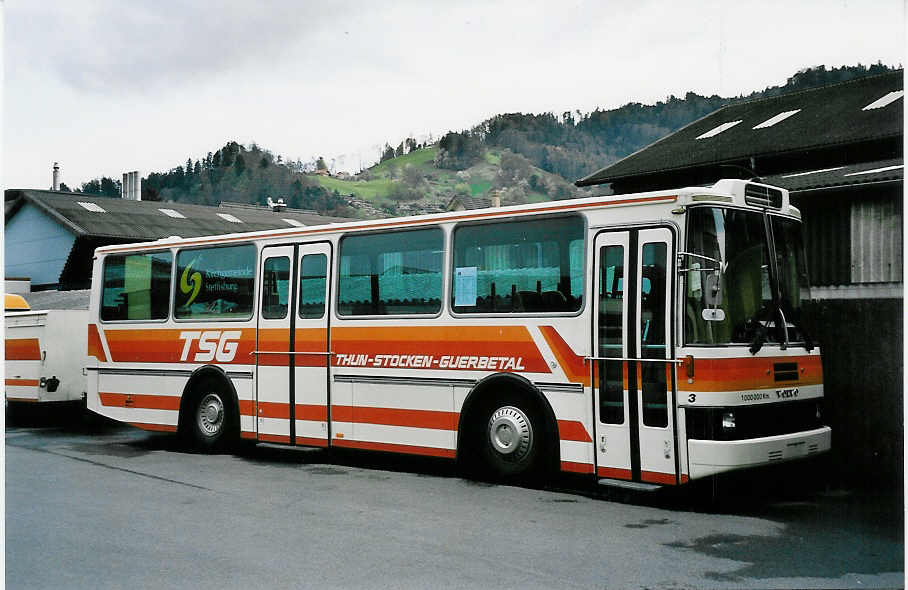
[85,179,830,486]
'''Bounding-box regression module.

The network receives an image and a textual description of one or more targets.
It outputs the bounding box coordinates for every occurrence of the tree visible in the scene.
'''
[435,131,483,170]
[316,156,328,171]
[402,164,424,187]
[380,143,395,162]
[58,182,71,192]
[186,158,193,178]
[194,160,202,176]
[234,154,246,176]
[80,176,121,197]
[395,142,404,158]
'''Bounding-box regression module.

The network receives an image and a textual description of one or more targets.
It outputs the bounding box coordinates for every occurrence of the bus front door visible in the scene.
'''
[593,228,680,485]
[256,243,332,446]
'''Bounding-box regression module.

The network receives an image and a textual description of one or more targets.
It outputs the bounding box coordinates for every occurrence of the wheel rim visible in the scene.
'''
[197,393,224,437]
[488,405,533,463]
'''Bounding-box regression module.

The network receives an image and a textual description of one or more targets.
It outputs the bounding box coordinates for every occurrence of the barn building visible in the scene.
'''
[577,70,903,485]
[4,189,343,291]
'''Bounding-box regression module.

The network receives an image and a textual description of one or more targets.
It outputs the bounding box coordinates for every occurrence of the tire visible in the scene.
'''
[478,394,545,480]
[184,379,237,451]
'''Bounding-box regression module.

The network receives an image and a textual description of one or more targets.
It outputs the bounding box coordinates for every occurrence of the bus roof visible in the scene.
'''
[94,179,791,255]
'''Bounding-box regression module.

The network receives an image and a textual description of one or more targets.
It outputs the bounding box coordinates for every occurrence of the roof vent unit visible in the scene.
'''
[744,183,783,209]
[267,197,286,212]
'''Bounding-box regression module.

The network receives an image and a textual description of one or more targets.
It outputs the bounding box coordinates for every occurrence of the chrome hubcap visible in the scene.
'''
[488,406,533,463]
[197,393,224,436]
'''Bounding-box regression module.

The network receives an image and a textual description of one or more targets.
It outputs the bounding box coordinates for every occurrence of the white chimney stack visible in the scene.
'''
[121,170,141,200]
[52,162,60,191]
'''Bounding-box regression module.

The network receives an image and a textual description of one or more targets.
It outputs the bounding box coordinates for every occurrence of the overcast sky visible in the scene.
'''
[3,0,904,189]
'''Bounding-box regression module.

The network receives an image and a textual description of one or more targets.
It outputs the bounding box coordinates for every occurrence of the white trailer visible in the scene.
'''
[5,309,89,404]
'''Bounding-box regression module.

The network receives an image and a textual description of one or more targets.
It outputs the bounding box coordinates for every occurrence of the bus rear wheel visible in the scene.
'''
[479,396,543,480]
[184,380,237,451]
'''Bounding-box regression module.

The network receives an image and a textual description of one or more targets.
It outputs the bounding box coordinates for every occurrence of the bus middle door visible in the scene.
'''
[256,243,331,446]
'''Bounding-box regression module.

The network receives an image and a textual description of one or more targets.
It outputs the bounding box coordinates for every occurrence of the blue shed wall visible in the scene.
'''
[5,204,76,286]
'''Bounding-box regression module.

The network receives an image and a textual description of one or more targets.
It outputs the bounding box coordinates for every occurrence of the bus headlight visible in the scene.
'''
[722,411,736,430]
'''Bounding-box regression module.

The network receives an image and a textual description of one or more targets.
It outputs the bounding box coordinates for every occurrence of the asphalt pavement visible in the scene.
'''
[5,405,904,589]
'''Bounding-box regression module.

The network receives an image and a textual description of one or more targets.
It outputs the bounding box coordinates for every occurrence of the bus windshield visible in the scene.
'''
[684,206,812,348]
[684,207,775,346]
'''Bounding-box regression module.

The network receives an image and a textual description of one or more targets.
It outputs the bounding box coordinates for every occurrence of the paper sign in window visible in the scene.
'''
[454,267,478,307]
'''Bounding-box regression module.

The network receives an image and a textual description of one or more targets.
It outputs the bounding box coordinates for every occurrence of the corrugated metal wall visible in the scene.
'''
[851,196,903,283]
[798,197,851,286]
[795,185,903,287]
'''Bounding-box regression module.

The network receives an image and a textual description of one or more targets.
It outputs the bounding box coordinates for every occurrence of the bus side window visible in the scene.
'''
[262,256,290,320]
[299,254,327,319]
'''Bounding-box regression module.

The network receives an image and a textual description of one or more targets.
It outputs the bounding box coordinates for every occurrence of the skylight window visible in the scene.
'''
[216,213,243,223]
[695,120,742,139]
[844,164,903,177]
[752,109,801,129]
[782,166,845,178]
[77,202,107,213]
[159,208,186,219]
[283,218,304,227]
[862,90,903,110]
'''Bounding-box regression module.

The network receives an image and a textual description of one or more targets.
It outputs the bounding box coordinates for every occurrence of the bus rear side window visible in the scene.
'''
[174,244,256,320]
[101,252,172,321]
[452,217,584,313]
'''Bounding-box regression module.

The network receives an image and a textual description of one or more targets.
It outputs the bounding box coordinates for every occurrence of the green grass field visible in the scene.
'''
[314,176,393,200]
[469,180,492,195]
[369,147,438,175]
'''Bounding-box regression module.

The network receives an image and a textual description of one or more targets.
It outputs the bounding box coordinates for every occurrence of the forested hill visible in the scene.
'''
[470,63,897,181]
[74,63,897,217]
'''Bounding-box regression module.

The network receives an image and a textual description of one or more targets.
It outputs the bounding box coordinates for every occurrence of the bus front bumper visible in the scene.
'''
[687,426,831,479]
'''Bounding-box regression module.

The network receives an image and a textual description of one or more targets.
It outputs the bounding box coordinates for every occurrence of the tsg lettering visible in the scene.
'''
[179,330,242,362]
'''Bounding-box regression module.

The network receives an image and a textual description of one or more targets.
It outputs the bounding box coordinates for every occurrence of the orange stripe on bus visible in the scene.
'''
[255,403,329,421]
[129,422,178,433]
[682,355,823,392]
[259,433,291,444]
[6,338,41,361]
[561,461,595,474]
[295,436,329,447]
[104,328,257,364]
[257,401,290,419]
[330,405,458,430]
[331,325,550,373]
[6,397,39,403]
[296,404,328,421]
[332,438,456,458]
[557,420,593,442]
[240,431,257,440]
[640,470,677,485]
[538,326,589,385]
[597,466,633,480]
[87,324,108,362]
[353,406,459,430]
[5,378,39,387]
[100,392,181,411]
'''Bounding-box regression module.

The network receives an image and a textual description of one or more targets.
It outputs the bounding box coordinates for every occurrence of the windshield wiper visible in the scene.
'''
[746,306,771,355]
